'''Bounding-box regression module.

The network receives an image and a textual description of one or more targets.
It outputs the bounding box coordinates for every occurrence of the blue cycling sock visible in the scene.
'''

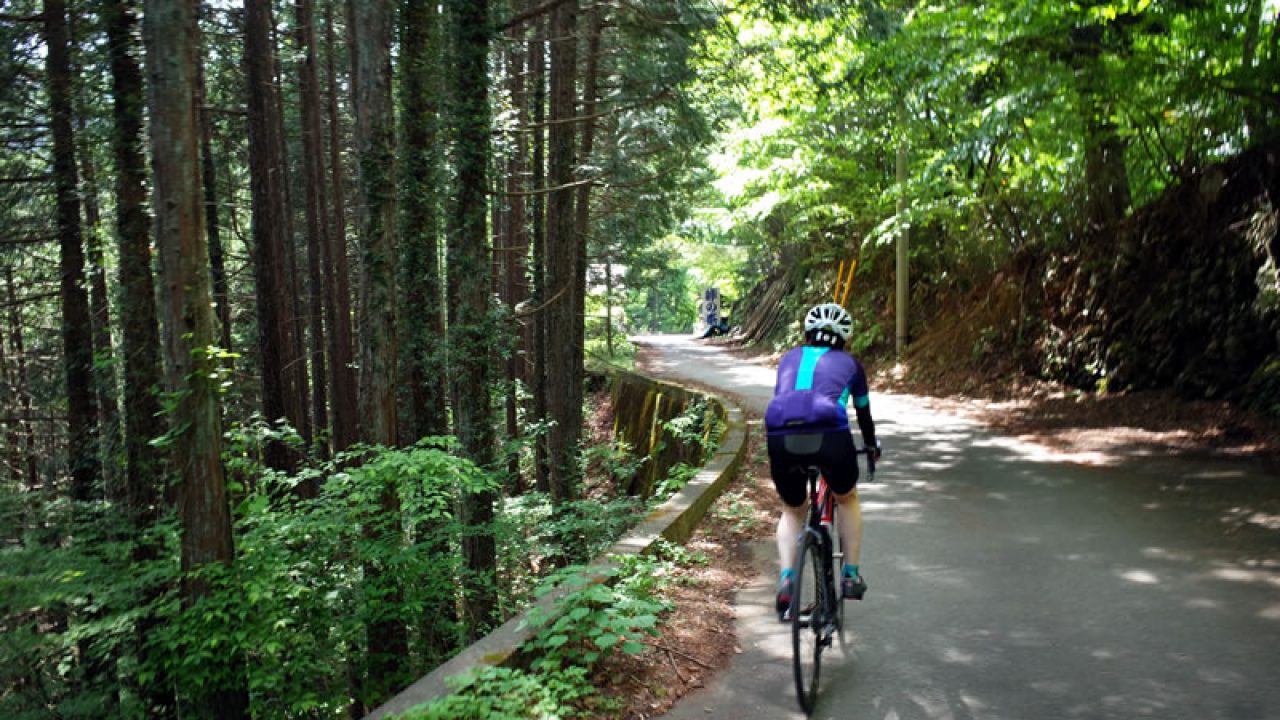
[843,564,859,579]
[780,568,795,581]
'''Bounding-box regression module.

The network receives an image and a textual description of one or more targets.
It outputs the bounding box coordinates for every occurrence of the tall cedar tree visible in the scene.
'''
[46,1,111,702]
[198,45,233,356]
[45,0,100,502]
[447,0,499,637]
[325,0,358,453]
[104,0,173,712]
[142,0,248,714]
[349,0,408,706]
[501,7,529,489]
[544,0,579,502]
[572,2,602,401]
[296,0,331,458]
[398,0,458,665]
[245,0,307,474]
[399,0,448,442]
[76,111,122,493]
[529,13,549,492]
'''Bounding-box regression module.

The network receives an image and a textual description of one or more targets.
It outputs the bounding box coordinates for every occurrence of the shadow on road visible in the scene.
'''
[639,335,1280,720]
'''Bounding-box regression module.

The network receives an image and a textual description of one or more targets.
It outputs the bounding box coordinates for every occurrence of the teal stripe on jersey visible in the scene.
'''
[853,394,870,409]
[795,347,830,391]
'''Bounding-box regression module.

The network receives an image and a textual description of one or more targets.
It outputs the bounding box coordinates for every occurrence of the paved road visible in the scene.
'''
[635,335,1280,720]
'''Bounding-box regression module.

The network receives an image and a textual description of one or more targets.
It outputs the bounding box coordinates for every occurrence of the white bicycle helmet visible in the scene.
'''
[804,303,853,341]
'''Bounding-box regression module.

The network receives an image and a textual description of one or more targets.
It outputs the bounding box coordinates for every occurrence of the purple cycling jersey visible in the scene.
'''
[764,345,870,436]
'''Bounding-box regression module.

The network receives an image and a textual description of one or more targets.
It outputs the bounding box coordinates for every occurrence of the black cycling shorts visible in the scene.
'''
[767,430,859,508]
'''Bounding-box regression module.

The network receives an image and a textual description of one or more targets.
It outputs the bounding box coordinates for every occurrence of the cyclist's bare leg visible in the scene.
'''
[833,489,862,567]
[776,503,806,572]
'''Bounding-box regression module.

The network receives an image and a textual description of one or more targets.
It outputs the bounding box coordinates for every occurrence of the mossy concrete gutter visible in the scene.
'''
[363,373,749,720]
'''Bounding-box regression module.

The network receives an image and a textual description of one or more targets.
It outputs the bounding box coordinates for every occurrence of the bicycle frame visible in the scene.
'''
[789,444,877,713]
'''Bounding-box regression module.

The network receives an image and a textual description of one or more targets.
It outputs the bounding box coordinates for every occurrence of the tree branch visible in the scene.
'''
[497,176,595,198]
[497,0,577,33]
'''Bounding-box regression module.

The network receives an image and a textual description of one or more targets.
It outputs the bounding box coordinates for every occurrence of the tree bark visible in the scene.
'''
[325,0,358,453]
[529,14,549,493]
[197,40,233,356]
[399,0,448,442]
[349,0,407,704]
[571,2,602,393]
[245,0,306,474]
[447,0,499,639]
[76,113,123,491]
[503,13,530,490]
[544,0,579,502]
[105,0,167,526]
[297,0,331,461]
[142,0,247,714]
[45,0,100,503]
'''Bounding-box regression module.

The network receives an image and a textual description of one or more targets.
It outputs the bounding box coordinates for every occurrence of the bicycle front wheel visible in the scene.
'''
[791,532,825,714]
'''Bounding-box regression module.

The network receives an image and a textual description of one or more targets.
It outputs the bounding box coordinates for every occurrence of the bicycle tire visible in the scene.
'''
[791,531,825,714]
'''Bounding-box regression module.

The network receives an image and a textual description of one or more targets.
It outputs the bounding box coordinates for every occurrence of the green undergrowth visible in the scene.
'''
[398,541,703,720]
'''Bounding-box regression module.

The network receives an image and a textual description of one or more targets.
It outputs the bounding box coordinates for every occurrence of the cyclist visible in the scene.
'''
[765,303,881,619]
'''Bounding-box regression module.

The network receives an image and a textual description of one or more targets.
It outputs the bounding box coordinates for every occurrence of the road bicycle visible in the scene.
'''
[785,436,876,715]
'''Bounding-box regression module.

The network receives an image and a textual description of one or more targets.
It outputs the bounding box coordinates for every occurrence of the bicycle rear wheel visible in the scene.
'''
[791,532,825,714]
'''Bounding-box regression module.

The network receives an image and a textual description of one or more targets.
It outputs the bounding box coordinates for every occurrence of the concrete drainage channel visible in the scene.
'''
[364,373,750,720]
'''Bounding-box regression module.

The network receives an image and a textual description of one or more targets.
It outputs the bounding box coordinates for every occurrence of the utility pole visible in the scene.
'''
[895,103,909,356]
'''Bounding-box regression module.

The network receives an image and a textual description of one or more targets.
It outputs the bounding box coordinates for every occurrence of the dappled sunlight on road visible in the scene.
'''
[637,334,1280,720]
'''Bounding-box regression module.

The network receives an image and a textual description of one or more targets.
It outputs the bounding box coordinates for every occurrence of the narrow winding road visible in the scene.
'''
[635,335,1280,720]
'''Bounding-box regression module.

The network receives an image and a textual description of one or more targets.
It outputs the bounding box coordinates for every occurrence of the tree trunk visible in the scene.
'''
[45,0,100,503]
[142,0,247,714]
[572,2,601,390]
[1070,26,1131,232]
[4,267,38,489]
[0,301,15,484]
[105,0,167,527]
[297,0,331,461]
[77,116,123,492]
[544,0,579,502]
[447,0,498,639]
[197,46,233,356]
[246,0,306,474]
[399,0,448,442]
[325,0,358,453]
[529,14,549,493]
[503,13,530,490]
[349,0,407,705]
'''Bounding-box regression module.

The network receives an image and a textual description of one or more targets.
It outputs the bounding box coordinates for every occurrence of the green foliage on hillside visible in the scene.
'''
[679,1,1278,404]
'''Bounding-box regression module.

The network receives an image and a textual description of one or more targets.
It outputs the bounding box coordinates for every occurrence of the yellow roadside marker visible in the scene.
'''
[840,259,856,306]
[833,258,857,307]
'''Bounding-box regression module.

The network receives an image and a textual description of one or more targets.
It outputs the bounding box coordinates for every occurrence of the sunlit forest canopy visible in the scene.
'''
[691,0,1276,288]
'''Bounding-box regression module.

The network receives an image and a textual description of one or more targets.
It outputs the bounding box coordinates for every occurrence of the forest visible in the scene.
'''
[0,0,1276,717]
